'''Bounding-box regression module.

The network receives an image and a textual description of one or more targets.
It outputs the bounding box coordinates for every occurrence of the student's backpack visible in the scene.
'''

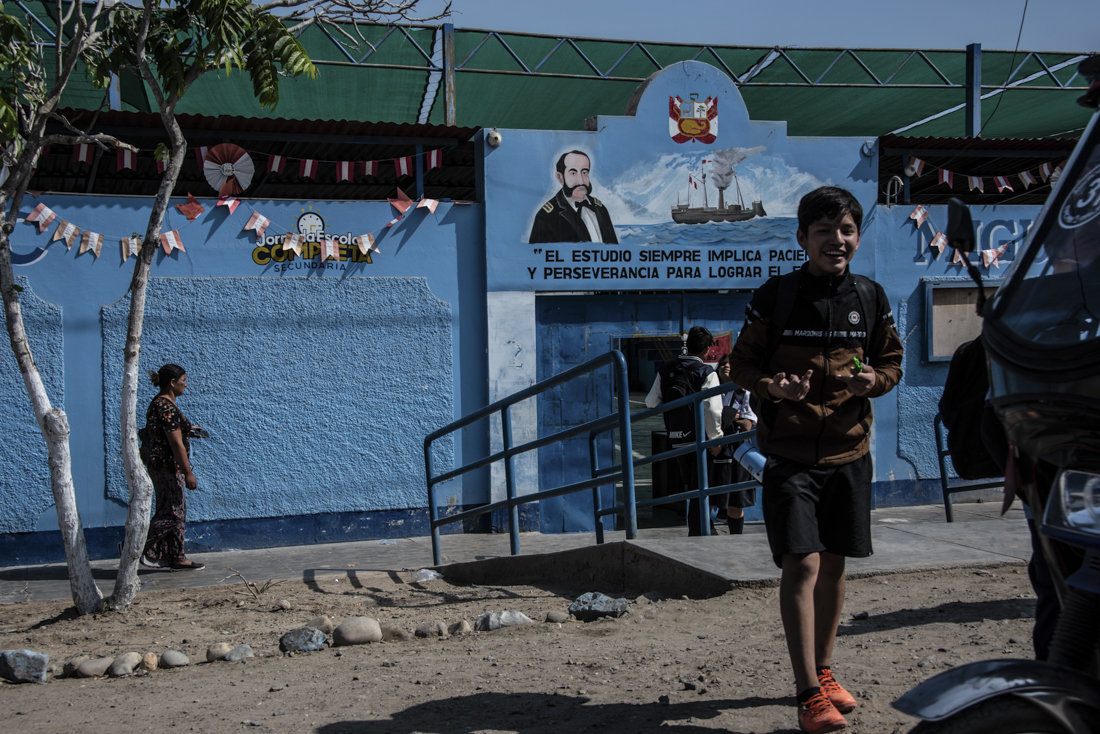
[661,358,713,443]
[938,337,1007,480]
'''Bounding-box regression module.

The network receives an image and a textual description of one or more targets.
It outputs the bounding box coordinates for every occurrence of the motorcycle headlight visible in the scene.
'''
[1043,470,1100,541]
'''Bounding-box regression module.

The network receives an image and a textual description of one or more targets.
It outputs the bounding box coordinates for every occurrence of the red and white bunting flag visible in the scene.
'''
[361,160,378,177]
[1053,163,1064,179]
[26,203,56,233]
[52,220,80,250]
[387,187,415,215]
[426,148,443,171]
[1039,162,1053,182]
[393,156,413,178]
[299,159,318,179]
[938,169,953,189]
[159,229,185,254]
[417,198,439,214]
[282,232,304,255]
[952,248,963,265]
[909,156,925,177]
[157,158,166,174]
[193,146,208,168]
[1019,170,1037,189]
[353,233,377,255]
[336,161,355,182]
[385,216,403,228]
[216,196,241,214]
[243,211,270,240]
[116,148,136,171]
[72,143,93,164]
[929,231,947,255]
[994,175,1013,193]
[319,238,340,262]
[78,231,103,258]
[689,175,698,189]
[909,205,929,228]
[120,236,141,261]
[981,249,999,268]
[267,154,286,174]
[968,176,984,192]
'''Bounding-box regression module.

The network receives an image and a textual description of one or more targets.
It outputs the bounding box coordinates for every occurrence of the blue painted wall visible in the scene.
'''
[2,194,488,564]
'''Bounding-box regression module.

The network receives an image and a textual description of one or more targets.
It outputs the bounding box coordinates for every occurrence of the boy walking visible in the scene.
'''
[729,187,903,733]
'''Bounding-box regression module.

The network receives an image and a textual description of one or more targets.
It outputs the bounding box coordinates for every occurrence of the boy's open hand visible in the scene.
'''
[837,362,877,395]
[767,369,813,401]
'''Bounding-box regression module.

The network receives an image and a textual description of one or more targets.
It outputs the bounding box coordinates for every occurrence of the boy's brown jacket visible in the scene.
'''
[729,266,904,467]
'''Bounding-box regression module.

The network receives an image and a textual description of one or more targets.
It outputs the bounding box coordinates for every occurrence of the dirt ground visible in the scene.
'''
[0,562,1037,734]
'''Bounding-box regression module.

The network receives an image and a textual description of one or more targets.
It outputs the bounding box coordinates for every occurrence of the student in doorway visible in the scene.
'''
[729,187,903,733]
[645,326,724,536]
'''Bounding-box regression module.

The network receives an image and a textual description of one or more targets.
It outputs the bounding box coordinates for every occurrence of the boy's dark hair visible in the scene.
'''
[797,186,863,234]
[685,326,714,355]
[556,150,590,175]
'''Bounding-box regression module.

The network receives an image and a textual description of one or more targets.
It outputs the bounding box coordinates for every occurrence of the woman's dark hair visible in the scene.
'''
[149,363,186,388]
[797,186,863,235]
[716,354,731,370]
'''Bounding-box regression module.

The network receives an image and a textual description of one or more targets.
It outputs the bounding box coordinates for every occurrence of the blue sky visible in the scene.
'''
[415,0,1094,53]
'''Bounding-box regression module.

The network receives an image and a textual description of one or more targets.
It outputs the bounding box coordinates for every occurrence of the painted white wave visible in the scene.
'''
[599,151,832,225]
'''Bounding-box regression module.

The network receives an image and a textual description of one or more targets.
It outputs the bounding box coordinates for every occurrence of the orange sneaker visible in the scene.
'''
[817,667,858,713]
[798,689,848,734]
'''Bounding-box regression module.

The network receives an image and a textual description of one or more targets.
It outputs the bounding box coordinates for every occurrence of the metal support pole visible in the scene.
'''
[590,431,604,545]
[501,406,521,556]
[695,399,710,536]
[425,441,442,566]
[614,354,638,539]
[443,23,456,126]
[966,43,982,138]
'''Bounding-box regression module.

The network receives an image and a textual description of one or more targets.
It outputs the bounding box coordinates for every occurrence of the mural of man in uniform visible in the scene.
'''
[529,150,618,244]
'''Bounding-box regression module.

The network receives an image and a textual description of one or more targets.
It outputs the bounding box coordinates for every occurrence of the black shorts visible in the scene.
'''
[761,453,873,567]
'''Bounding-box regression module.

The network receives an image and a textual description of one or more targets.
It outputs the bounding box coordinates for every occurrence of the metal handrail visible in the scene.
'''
[424,350,635,566]
[934,412,1003,522]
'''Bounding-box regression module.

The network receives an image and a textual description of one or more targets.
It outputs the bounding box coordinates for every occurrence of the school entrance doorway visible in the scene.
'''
[534,291,755,533]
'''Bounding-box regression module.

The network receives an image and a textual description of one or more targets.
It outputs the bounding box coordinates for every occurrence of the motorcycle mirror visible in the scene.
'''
[947,198,976,253]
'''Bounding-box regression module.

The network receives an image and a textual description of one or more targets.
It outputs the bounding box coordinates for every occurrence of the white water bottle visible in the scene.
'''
[733,438,767,483]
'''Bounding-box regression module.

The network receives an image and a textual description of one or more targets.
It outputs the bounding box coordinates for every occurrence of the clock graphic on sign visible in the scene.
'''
[297,211,325,235]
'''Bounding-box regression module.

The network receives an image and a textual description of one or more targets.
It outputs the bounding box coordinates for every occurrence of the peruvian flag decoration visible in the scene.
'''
[1039,162,1053,182]
[387,187,415,215]
[938,169,953,189]
[361,160,378,177]
[394,156,413,178]
[385,216,403,228]
[78,230,104,258]
[319,238,340,262]
[117,148,136,171]
[159,229,185,254]
[909,205,929,228]
[908,156,925,177]
[157,157,167,174]
[193,146,209,168]
[299,158,318,179]
[72,144,94,164]
[418,198,440,214]
[121,236,141,262]
[336,161,355,182]
[1019,170,1037,189]
[243,211,270,240]
[25,203,56,233]
[216,196,241,214]
[968,176,984,192]
[689,175,698,190]
[353,233,377,255]
[953,248,964,265]
[426,148,443,171]
[267,154,287,174]
[52,220,80,250]
[282,232,304,255]
[203,144,254,197]
[929,231,947,256]
[994,175,1013,194]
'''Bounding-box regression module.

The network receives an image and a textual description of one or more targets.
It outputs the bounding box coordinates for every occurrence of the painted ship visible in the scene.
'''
[672,169,766,224]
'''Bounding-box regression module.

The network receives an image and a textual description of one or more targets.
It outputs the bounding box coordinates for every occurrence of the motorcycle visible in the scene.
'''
[893,55,1100,734]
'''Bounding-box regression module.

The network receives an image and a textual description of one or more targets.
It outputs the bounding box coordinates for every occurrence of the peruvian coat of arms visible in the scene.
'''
[669,95,717,144]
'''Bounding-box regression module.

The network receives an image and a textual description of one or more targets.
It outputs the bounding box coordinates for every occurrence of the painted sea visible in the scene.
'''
[615,216,799,249]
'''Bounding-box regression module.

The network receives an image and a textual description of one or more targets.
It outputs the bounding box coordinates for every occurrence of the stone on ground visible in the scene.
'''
[63,654,89,678]
[207,643,233,662]
[140,653,158,672]
[280,627,327,653]
[160,651,190,668]
[332,617,382,646]
[474,610,534,631]
[225,645,254,662]
[546,610,570,623]
[380,624,411,642]
[306,615,334,634]
[76,657,114,678]
[448,620,473,636]
[568,592,630,621]
[0,649,49,684]
[415,620,448,638]
[108,652,143,677]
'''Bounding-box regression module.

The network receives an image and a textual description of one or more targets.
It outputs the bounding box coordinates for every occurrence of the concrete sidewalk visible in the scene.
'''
[0,500,1029,605]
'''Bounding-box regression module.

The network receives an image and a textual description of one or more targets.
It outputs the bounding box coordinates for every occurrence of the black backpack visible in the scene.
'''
[938,337,1007,480]
[661,358,712,442]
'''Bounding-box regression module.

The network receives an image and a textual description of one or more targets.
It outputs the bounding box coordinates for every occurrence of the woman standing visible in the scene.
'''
[141,364,204,570]
[713,354,757,534]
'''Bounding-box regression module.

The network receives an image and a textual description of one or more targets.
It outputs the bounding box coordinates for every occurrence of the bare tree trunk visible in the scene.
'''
[0,182,102,614]
[111,114,186,608]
